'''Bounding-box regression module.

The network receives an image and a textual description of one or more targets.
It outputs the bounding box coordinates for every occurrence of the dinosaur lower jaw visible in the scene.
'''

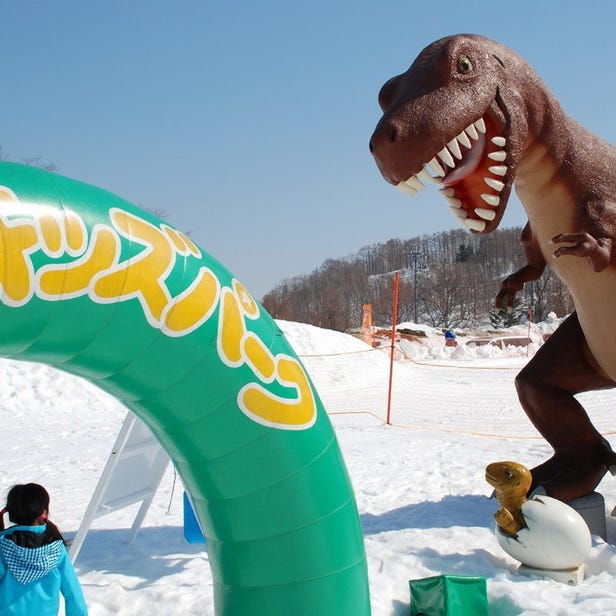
[395,115,510,232]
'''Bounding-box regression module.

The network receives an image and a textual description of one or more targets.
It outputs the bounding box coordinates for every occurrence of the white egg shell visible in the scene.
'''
[496,495,591,570]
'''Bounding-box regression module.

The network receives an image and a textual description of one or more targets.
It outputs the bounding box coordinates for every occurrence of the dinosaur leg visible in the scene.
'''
[515,312,616,502]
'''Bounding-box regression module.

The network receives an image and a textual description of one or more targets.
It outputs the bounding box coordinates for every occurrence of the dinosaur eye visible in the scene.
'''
[457,55,473,74]
[504,469,512,478]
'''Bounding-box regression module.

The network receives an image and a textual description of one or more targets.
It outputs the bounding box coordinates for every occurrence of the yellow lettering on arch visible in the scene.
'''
[161,225,201,258]
[233,279,259,319]
[243,333,276,382]
[0,218,39,305]
[0,187,17,204]
[93,209,174,325]
[38,214,63,255]
[218,287,245,366]
[163,267,220,336]
[239,355,317,429]
[36,209,88,260]
[37,226,120,299]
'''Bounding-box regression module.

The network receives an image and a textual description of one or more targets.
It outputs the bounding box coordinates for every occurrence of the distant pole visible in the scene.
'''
[386,272,400,425]
[527,308,533,358]
[410,251,425,324]
[413,256,419,324]
[526,281,534,358]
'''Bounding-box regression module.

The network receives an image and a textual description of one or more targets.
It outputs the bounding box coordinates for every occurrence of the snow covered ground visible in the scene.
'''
[2,318,616,615]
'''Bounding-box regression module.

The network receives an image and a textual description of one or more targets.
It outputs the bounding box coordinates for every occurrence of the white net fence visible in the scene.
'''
[298,345,616,440]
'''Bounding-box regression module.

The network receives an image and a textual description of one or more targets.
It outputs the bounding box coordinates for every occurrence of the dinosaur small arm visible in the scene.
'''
[369,34,616,503]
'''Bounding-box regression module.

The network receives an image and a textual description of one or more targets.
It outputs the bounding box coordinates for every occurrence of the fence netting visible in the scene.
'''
[298,345,616,439]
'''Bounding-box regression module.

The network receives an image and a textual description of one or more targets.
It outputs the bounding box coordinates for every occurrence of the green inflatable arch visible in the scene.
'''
[0,162,370,615]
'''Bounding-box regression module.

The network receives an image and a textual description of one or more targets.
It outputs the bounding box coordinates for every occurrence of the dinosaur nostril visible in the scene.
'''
[369,122,398,154]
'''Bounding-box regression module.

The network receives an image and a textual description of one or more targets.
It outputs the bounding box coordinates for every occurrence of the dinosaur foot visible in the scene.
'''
[530,447,616,503]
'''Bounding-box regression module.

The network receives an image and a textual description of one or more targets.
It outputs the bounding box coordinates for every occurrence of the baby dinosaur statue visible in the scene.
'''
[485,461,532,538]
[369,34,616,503]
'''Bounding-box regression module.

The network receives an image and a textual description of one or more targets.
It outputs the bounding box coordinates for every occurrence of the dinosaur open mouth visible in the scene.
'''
[395,115,508,232]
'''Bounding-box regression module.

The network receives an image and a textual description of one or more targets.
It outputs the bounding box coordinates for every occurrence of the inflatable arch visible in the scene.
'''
[0,162,370,615]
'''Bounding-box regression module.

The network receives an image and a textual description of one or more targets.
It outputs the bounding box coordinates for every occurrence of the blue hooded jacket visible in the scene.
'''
[0,524,87,615]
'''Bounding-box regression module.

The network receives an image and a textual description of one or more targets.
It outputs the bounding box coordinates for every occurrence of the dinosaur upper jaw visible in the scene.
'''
[387,110,513,234]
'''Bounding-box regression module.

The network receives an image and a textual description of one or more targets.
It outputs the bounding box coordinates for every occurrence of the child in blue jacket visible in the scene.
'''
[0,483,87,615]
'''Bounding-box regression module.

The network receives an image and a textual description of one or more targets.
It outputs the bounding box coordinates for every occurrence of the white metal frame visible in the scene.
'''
[69,412,170,562]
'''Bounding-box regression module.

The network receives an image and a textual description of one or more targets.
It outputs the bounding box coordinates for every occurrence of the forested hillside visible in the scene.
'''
[262,226,574,331]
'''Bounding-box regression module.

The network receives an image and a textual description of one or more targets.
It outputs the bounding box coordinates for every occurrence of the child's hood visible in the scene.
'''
[0,534,64,584]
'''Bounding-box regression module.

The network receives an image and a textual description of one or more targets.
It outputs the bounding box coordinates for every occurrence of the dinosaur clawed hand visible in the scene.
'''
[494,508,519,538]
[551,232,612,272]
[495,273,525,309]
[495,263,546,309]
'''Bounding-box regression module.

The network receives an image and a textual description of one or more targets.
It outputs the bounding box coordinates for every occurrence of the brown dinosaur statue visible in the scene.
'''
[369,34,616,503]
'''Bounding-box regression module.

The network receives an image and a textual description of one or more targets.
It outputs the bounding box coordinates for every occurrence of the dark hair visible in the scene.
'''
[6,483,49,525]
[0,483,66,547]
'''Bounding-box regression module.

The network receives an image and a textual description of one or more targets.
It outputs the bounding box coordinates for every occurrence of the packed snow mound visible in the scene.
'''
[276,319,373,355]
[278,314,564,365]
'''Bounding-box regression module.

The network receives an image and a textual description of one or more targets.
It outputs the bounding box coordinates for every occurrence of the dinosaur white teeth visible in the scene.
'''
[447,137,463,160]
[484,177,505,192]
[475,207,497,221]
[488,165,507,177]
[405,175,426,191]
[463,218,487,232]
[457,131,472,149]
[488,150,507,162]
[481,193,500,206]
[437,147,456,168]
[465,123,479,141]
[417,168,438,184]
[426,157,445,177]
[398,120,508,224]
[396,181,417,196]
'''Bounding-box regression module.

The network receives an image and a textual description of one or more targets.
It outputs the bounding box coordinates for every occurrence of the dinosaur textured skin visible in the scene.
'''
[369,34,616,502]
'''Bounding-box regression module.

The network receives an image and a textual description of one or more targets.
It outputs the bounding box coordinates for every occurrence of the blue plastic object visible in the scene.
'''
[183,492,205,544]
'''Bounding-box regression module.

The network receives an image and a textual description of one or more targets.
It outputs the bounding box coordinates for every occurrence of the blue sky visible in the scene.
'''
[2,1,616,298]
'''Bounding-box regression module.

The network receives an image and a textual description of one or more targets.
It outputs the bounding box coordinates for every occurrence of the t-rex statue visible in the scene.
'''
[369,33,616,503]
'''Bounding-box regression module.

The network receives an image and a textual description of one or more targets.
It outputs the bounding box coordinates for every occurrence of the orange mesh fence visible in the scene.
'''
[297,345,616,439]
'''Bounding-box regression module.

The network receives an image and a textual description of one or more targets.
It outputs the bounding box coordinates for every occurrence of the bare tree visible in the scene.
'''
[21,156,57,172]
[261,226,573,331]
